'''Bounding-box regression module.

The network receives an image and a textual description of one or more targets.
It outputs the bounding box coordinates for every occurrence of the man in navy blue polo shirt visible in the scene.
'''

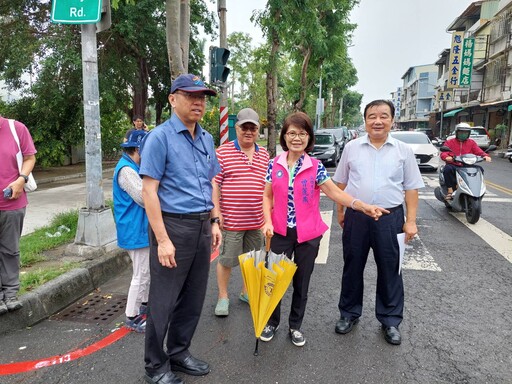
[140,74,221,384]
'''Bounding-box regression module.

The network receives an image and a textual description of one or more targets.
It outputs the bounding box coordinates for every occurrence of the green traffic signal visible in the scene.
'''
[210,47,230,83]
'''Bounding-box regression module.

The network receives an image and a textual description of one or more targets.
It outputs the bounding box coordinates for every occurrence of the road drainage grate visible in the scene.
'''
[50,293,127,325]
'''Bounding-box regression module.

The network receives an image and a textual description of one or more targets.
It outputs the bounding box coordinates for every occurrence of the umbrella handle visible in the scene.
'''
[265,231,272,253]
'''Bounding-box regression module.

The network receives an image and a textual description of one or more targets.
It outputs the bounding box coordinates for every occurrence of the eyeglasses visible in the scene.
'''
[175,91,207,102]
[239,126,259,132]
[286,131,308,139]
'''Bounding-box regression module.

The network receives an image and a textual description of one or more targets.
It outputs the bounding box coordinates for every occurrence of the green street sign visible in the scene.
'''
[51,0,102,24]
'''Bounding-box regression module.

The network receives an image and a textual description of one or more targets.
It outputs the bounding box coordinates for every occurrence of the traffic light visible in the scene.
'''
[210,47,230,84]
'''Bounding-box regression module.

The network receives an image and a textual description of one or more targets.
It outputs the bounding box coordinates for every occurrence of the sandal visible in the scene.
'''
[239,292,249,304]
[444,193,453,201]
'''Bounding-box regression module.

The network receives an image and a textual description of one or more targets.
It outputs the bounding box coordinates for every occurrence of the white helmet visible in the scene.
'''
[455,122,471,141]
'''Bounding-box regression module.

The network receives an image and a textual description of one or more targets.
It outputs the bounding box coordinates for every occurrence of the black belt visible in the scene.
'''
[162,211,210,220]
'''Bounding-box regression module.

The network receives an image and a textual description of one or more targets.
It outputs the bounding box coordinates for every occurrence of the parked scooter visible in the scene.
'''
[504,144,512,163]
[434,145,496,224]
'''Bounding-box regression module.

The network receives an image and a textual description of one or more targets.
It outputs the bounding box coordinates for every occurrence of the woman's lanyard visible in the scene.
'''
[184,132,211,162]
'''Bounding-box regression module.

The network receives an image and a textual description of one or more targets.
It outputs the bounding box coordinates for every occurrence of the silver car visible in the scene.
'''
[390,131,440,171]
[446,126,490,149]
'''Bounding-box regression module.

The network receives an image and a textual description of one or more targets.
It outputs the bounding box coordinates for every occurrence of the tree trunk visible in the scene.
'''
[132,57,149,119]
[180,0,190,73]
[166,0,185,80]
[293,46,311,112]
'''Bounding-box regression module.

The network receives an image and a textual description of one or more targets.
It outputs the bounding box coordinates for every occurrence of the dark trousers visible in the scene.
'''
[267,227,322,330]
[338,206,404,327]
[0,208,25,300]
[442,164,458,189]
[144,217,211,375]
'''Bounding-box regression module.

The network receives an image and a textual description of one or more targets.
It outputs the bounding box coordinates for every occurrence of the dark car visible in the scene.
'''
[309,133,341,167]
[317,127,349,147]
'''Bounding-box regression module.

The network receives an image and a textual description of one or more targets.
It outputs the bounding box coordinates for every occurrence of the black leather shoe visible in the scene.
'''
[382,325,401,345]
[144,371,183,384]
[170,355,210,376]
[335,317,359,334]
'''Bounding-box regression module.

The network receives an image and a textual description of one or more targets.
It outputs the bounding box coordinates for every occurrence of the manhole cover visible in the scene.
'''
[50,293,127,325]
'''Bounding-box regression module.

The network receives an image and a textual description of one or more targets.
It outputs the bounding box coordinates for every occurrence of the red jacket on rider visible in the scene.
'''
[440,138,487,166]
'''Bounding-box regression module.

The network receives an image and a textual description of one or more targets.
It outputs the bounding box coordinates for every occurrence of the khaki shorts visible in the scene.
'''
[219,229,264,268]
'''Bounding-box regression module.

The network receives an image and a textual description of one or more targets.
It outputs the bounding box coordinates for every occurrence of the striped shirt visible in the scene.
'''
[214,139,270,230]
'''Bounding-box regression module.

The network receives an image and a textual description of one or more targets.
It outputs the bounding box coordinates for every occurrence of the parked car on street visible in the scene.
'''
[390,131,440,171]
[445,126,490,149]
[316,127,349,150]
[309,132,341,167]
[414,128,435,141]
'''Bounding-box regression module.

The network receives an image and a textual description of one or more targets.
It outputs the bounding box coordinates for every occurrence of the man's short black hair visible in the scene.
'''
[364,100,395,119]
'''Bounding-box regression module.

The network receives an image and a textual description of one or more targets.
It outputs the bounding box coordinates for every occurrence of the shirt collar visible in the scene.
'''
[171,114,204,138]
[234,138,259,152]
[363,133,397,147]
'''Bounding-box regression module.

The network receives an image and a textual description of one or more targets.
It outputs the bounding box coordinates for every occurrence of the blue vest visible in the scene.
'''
[113,154,149,249]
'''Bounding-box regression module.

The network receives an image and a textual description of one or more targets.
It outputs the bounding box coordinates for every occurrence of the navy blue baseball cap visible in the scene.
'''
[170,74,217,96]
[121,130,148,148]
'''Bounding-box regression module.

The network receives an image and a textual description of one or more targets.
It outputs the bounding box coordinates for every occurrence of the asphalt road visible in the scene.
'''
[1,156,511,383]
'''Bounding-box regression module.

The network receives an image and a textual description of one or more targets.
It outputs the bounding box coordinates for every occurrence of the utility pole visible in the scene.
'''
[339,96,343,126]
[74,23,116,248]
[315,66,323,131]
[218,0,229,144]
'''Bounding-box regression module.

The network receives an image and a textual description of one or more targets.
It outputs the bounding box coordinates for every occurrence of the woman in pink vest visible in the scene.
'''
[260,112,388,347]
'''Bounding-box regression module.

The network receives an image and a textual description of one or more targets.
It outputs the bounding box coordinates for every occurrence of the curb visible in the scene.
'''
[0,247,130,335]
[35,167,116,186]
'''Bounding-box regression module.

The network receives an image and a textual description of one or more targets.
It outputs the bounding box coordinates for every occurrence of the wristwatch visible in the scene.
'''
[210,217,220,225]
[19,174,29,183]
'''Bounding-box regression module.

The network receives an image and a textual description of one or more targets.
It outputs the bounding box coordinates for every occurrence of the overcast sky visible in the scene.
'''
[215,0,476,109]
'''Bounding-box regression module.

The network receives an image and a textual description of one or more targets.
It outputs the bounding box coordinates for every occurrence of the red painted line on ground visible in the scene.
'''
[1,250,219,376]
[0,327,131,376]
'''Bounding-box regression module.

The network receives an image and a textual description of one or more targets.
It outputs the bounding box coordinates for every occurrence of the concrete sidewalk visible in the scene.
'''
[1,162,130,335]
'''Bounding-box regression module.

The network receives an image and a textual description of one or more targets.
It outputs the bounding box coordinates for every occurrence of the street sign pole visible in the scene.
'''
[218,0,229,145]
[73,24,116,248]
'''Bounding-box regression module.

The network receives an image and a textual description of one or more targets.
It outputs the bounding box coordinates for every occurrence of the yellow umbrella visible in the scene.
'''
[238,236,297,355]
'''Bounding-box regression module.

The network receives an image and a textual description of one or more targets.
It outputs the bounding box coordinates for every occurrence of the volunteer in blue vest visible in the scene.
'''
[113,129,150,333]
[260,111,388,347]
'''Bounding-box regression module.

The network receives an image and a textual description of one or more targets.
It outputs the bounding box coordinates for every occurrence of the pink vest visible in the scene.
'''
[271,152,328,243]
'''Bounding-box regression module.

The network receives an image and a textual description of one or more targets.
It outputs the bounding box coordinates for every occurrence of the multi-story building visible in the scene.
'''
[398,64,437,130]
[431,0,512,146]
[390,87,402,124]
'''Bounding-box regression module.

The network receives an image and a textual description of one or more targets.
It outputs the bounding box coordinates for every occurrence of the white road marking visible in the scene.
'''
[402,236,442,272]
[450,213,512,264]
[316,211,333,264]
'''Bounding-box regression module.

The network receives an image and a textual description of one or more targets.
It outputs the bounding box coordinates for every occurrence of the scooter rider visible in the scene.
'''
[441,122,491,200]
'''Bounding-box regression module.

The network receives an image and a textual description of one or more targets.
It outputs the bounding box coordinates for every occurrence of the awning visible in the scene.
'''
[443,108,464,117]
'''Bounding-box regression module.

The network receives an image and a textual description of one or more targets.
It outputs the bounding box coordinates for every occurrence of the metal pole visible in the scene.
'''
[218,0,229,144]
[339,96,343,126]
[440,102,444,138]
[315,67,323,131]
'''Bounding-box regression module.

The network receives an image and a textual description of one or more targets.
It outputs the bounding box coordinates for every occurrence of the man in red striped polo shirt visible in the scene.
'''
[212,108,270,317]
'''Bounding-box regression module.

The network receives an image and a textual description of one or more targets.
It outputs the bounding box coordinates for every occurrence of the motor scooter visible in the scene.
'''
[504,144,512,163]
[434,145,496,224]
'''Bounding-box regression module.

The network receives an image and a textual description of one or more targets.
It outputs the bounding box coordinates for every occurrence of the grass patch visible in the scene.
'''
[20,209,79,267]
[19,201,116,293]
[20,263,80,294]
